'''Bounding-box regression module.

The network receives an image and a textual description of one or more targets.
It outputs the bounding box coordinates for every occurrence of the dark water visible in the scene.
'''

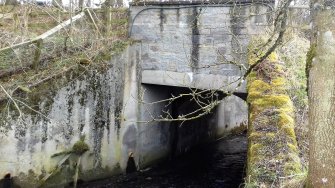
[79,134,247,188]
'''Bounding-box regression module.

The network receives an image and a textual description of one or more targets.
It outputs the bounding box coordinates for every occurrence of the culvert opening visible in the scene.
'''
[138,84,248,187]
[79,84,248,188]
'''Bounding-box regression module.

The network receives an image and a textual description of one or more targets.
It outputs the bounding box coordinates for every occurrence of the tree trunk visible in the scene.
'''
[307,0,335,187]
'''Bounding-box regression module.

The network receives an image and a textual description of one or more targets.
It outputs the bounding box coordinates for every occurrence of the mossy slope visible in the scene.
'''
[246,53,303,187]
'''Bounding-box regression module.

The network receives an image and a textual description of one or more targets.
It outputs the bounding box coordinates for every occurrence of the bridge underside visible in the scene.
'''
[142,70,247,100]
[136,82,248,166]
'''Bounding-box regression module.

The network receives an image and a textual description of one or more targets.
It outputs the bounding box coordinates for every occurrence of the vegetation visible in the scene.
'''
[278,34,310,170]
[0,6,129,103]
[246,50,304,187]
[72,136,90,155]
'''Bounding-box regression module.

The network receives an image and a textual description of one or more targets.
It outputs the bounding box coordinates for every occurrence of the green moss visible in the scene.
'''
[265,132,276,139]
[278,112,294,128]
[249,143,264,161]
[246,45,302,187]
[268,52,278,62]
[281,126,297,140]
[271,77,286,89]
[248,50,278,65]
[275,64,285,73]
[72,136,89,155]
[251,95,291,108]
[284,160,302,175]
[247,79,271,99]
[287,143,298,153]
[249,132,262,140]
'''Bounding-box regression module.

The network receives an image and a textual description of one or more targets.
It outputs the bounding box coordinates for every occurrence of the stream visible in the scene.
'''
[79,134,247,188]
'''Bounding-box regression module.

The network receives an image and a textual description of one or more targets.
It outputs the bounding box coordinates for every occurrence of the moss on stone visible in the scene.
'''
[287,143,298,153]
[284,154,303,175]
[247,80,271,99]
[271,77,286,88]
[265,132,276,139]
[268,52,278,62]
[249,132,262,140]
[251,95,291,108]
[72,136,89,155]
[278,112,294,127]
[246,46,302,187]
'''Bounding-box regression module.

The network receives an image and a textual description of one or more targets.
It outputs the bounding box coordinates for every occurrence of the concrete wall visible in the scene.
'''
[0,42,248,188]
[130,2,273,92]
[217,95,248,136]
[136,84,173,167]
[0,44,140,187]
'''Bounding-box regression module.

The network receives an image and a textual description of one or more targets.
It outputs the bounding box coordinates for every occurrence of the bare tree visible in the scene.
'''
[307,0,335,187]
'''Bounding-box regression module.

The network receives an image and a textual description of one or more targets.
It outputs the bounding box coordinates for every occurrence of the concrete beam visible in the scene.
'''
[130,0,275,6]
[142,70,247,93]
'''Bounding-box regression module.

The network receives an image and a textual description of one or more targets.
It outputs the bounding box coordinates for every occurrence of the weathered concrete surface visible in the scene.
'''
[130,2,273,93]
[0,43,248,187]
[0,44,140,187]
[142,70,246,92]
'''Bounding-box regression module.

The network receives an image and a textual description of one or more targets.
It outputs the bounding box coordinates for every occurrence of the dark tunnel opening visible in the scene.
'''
[167,86,226,158]
[138,84,248,187]
[79,84,248,188]
[139,83,248,158]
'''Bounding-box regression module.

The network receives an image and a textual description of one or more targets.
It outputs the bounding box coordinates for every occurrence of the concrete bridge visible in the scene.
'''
[130,0,272,93]
[127,0,273,155]
[123,0,272,180]
[0,1,274,187]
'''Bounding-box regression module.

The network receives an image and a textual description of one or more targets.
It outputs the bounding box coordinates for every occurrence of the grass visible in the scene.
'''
[278,34,310,180]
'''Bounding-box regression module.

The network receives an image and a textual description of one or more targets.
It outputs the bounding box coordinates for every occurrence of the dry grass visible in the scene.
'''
[278,34,310,171]
[0,5,129,102]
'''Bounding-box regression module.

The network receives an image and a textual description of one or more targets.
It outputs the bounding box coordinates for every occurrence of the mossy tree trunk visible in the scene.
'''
[307,0,335,187]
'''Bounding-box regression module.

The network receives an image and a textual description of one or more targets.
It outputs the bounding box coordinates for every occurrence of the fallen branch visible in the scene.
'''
[0,11,86,53]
